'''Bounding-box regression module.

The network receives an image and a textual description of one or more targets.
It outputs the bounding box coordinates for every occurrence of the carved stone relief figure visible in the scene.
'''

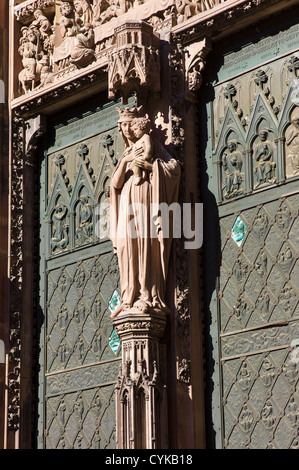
[178,358,191,384]
[256,289,270,318]
[74,394,84,425]
[58,399,66,425]
[233,257,248,282]
[92,0,111,24]
[75,267,86,289]
[260,356,275,387]
[253,213,268,239]
[175,0,201,24]
[59,1,77,39]
[18,27,40,93]
[232,295,247,321]
[58,305,69,328]
[239,404,253,432]
[72,1,96,67]
[253,130,276,188]
[18,10,54,93]
[255,250,267,277]
[38,54,53,88]
[238,361,252,391]
[73,0,94,28]
[261,400,275,428]
[75,195,93,245]
[70,28,96,68]
[285,111,299,177]
[184,38,211,95]
[51,203,69,252]
[55,1,96,70]
[98,186,111,239]
[129,116,153,185]
[286,397,299,426]
[275,204,291,230]
[31,8,52,40]
[94,0,132,25]
[222,140,244,199]
[110,106,181,318]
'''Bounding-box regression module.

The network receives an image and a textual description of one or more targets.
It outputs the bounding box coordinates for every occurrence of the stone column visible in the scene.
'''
[0,0,9,449]
[169,35,211,448]
[113,311,167,449]
[7,112,46,449]
[108,20,175,450]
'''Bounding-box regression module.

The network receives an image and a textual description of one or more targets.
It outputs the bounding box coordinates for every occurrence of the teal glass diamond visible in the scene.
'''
[109,330,120,354]
[231,216,247,246]
[109,290,121,314]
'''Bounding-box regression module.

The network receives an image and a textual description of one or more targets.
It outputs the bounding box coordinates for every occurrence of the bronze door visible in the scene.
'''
[37,98,125,449]
[201,21,299,449]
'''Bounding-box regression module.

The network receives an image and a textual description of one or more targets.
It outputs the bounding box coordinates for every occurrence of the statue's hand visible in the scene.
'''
[134,157,153,172]
[123,149,135,163]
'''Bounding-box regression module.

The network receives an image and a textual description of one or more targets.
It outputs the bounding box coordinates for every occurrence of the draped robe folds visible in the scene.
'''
[110,140,181,314]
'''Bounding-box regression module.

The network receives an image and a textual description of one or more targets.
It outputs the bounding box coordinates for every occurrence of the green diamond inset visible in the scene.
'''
[109,330,120,355]
[231,216,247,246]
[108,290,121,314]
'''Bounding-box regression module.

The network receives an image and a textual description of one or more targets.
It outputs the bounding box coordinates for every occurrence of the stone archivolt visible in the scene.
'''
[14,0,227,96]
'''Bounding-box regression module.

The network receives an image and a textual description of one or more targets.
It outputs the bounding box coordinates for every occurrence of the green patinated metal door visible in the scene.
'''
[201,15,299,449]
[37,97,125,449]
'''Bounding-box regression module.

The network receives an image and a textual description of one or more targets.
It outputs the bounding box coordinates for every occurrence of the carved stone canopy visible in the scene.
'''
[184,37,212,98]
[108,20,161,104]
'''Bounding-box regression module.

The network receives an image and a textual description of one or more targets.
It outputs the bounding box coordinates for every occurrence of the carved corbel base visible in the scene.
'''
[184,37,212,101]
[113,311,167,449]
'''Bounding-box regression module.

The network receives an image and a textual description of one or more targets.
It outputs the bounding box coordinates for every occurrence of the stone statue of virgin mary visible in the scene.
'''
[109,106,181,318]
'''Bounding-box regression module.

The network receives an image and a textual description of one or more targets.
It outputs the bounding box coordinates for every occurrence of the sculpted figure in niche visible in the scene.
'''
[58,1,96,68]
[222,140,243,199]
[59,1,77,38]
[75,195,93,245]
[253,130,276,187]
[95,0,127,25]
[92,0,110,24]
[51,203,69,252]
[70,28,95,67]
[110,107,181,318]
[285,116,299,176]
[31,9,52,41]
[18,27,40,93]
[37,54,53,87]
[175,0,202,24]
[73,0,94,28]
[18,10,55,93]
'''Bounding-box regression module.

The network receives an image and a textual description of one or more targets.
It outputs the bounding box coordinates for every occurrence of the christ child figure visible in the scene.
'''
[130,116,153,185]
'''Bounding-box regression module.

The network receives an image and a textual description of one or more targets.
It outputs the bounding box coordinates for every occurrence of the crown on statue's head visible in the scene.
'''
[116,105,144,122]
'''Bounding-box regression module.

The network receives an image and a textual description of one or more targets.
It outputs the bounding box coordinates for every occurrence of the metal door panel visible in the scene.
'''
[37,99,125,449]
[203,24,299,448]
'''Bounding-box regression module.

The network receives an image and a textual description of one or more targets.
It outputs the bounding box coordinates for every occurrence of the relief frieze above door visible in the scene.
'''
[13,0,228,100]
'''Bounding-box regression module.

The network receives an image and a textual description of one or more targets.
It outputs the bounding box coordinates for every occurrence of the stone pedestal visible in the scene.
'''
[113,311,167,449]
